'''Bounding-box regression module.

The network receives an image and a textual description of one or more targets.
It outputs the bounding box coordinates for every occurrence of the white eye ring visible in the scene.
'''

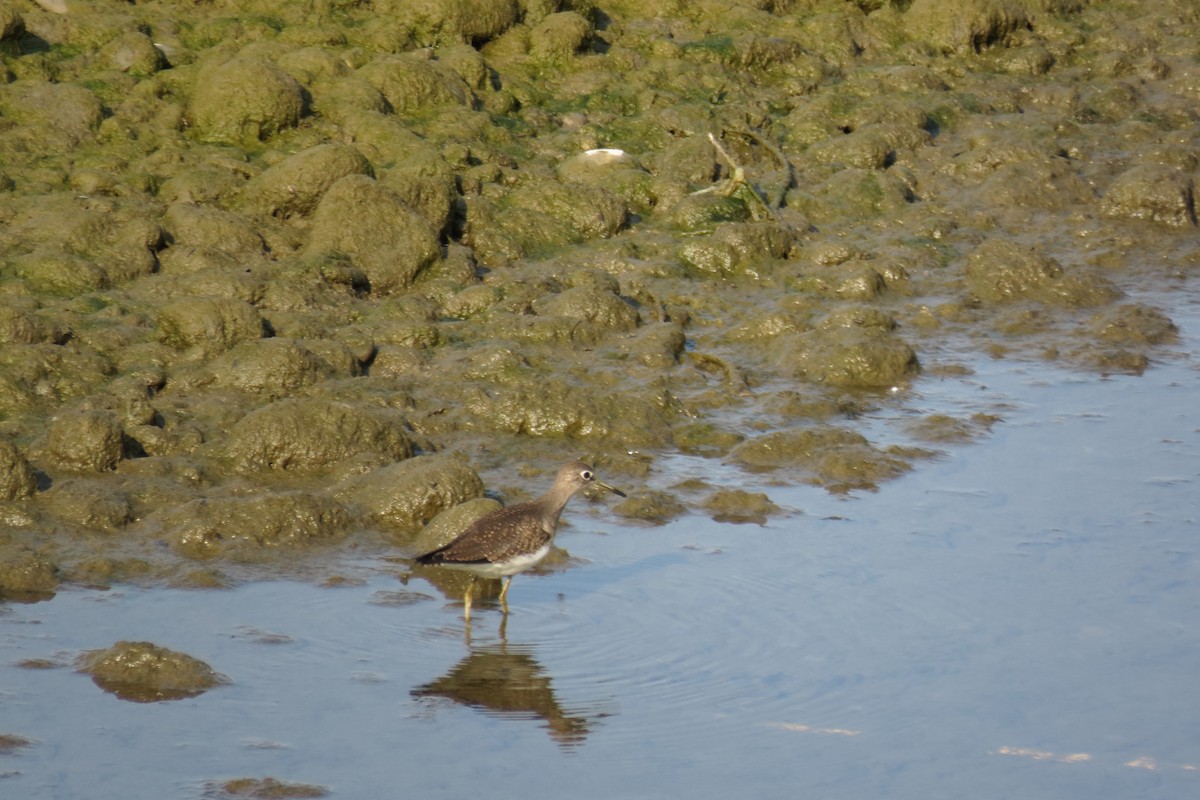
[581,470,593,481]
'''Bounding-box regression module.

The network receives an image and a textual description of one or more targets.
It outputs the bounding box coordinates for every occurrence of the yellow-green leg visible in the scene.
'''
[463,575,476,622]
[499,576,513,613]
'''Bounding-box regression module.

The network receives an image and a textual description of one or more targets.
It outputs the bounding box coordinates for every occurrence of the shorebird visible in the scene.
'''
[416,460,625,621]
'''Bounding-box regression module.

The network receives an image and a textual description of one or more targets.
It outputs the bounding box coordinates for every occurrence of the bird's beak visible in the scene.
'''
[594,479,626,498]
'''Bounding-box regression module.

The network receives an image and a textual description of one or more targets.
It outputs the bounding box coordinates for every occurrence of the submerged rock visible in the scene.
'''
[702,488,782,525]
[77,641,228,702]
[209,777,328,799]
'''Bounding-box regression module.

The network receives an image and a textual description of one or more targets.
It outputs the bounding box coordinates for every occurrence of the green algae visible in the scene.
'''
[0,0,1192,586]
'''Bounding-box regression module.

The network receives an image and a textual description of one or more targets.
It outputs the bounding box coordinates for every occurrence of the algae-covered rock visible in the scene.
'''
[378,0,519,45]
[43,479,131,531]
[157,298,265,356]
[225,399,413,472]
[165,492,352,560]
[358,53,473,113]
[210,777,329,799]
[189,54,306,145]
[529,11,592,61]
[336,453,484,533]
[0,80,103,154]
[11,251,109,296]
[556,149,657,213]
[1101,164,1196,227]
[791,168,912,224]
[208,339,337,395]
[307,174,441,295]
[532,285,640,334]
[100,31,165,75]
[664,193,752,233]
[379,153,458,236]
[1089,304,1178,345]
[613,490,687,524]
[77,641,228,702]
[240,144,373,219]
[730,427,870,469]
[455,378,672,447]
[807,128,895,170]
[47,409,125,473]
[0,548,58,597]
[702,488,781,525]
[409,496,503,555]
[904,0,1029,54]
[466,180,628,264]
[730,426,912,489]
[0,440,36,501]
[678,221,796,278]
[0,5,23,48]
[773,324,919,390]
[0,307,52,345]
[964,239,1121,306]
[164,203,267,258]
[964,239,1059,302]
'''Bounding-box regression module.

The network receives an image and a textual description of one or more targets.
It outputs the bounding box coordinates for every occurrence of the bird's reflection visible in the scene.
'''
[412,633,601,748]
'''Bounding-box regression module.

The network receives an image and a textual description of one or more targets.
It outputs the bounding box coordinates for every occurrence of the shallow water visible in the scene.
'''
[4,290,1199,799]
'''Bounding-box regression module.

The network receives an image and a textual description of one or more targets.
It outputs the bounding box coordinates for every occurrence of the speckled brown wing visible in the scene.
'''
[416,501,551,565]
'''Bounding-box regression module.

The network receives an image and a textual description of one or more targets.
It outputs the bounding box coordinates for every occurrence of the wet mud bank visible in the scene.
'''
[0,0,1196,592]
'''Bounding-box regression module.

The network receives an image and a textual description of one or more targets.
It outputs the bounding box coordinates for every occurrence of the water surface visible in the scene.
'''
[3,295,1198,800]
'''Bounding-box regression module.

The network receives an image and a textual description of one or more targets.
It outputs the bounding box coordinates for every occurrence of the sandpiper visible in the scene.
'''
[417,460,626,621]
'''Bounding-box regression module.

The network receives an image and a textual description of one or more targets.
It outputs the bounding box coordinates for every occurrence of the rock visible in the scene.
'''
[964,239,1122,306]
[773,323,919,389]
[240,144,373,219]
[335,453,484,533]
[409,496,503,555]
[100,31,165,75]
[0,549,58,597]
[904,0,1029,54]
[529,12,592,61]
[164,203,267,257]
[47,410,125,473]
[307,175,442,295]
[0,440,36,500]
[0,80,103,154]
[702,488,781,524]
[165,492,352,560]
[1101,164,1196,227]
[358,53,473,113]
[208,339,336,395]
[77,641,228,702]
[156,298,265,356]
[43,479,131,531]
[225,399,413,472]
[189,54,306,145]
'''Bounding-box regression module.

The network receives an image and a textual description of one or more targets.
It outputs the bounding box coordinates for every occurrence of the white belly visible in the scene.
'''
[446,543,552,579]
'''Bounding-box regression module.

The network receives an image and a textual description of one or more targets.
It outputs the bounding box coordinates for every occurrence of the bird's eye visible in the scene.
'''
[581,470,593,481]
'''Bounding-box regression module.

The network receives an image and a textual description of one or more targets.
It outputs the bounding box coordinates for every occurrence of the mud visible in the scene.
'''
[0,0,1196,590]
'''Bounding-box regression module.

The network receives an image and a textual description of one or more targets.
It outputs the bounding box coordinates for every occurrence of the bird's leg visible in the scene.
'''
[463,575,476,622]
[499,576,513,613]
